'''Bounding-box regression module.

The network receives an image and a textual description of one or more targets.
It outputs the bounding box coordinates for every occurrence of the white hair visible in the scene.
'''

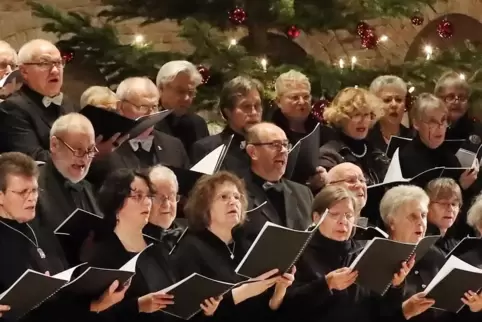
[155,60,202,88]
[0,41,18,64]
[434,71,470,97]
[467,194,482,232]
[17,39,58,65]
[369,75,407,95]
[50,113,94,138]
[80,86,117,108]
[274,70,311,97]
[148,165,179,191]
[409,92,447,122]
[116,77,159,101]
[379,185,429,225]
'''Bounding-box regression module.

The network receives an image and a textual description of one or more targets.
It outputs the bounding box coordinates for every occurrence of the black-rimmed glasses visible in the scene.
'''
[249,141,292,151]
[56,137,99,158]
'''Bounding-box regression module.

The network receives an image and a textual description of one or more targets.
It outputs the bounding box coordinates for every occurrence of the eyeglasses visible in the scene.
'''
[128,192,154,203]
[351,112,375,122]
[56,137,99,158]
[432,201,460,209]
[7,188,42,200]
[422,119,449,129]
[0,61,16,70]
[285,94,312,103]
[327,212,355,221]
[153,193,181,204]
[122,99,158,114]
[330,176,367,186]
[23,59,66,71]
[249,141,292,151]
[443,94,468,104]
[167,85,197,99]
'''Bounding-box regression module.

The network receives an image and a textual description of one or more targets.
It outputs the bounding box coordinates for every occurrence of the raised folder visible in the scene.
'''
[349,235,440,295]
[424,255,482,313]
[169,136,233,196]
[80,105,172,141]
[288,123,321,183]
[235,210,328,278]
[54,208,103,236]
[160,273,239,320]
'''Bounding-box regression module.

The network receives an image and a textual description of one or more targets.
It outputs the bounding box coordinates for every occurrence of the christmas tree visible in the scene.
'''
[28,0,482,118]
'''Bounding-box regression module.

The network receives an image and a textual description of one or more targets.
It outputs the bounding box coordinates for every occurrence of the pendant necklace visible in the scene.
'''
[226,242,236,260]
[0,219,46,259]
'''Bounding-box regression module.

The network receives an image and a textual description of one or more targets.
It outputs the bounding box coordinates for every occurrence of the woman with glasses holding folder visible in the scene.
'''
[88,168,221,321]
[173,171,295,322]
[277,185,429,322]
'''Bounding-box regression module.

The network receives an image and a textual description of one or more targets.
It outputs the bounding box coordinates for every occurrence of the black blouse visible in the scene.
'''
[367,122,412,155]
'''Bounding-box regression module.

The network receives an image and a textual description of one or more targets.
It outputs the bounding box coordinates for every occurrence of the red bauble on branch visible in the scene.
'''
[229,7,246,24]
[197,65,211,84]
[357,22,370,37]
[411,14,424,26]
[437,19,454,39]
[61,51,74,63]
[361,29,378,49]
[311,99,330,122]
[286,25,301,39]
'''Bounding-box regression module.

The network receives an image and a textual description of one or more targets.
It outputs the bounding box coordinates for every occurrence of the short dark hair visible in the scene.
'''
[98,168,155,235]
[219,76,263,119]
[0,152,39,191]
[184,171,248,231]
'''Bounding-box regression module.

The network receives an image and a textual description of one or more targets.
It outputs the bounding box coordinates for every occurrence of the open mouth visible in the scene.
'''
[389,112,399,117]
[140,210,150,216]
[414,231,423,237]
[72,164,86,171]
[48,78,60,83]
[355,127,367,133]
[274,160,286,166]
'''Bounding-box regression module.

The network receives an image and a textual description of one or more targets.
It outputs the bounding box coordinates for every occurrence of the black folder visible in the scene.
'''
[446,237,482,260]
[0,70,22,88]
[235,210,328,278]
[0,270,68,320]
[386,136,411,159]
[54,208,103,236]
[80,105,172,141]
[353,225,388,240]
[161,273,238,320]
[169,137,233,196]
[349,235,440,295]
[285,140,301,180]
[424,255,482,312]
[290,124,321,183]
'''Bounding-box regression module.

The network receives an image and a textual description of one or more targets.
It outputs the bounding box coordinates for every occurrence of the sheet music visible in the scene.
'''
[119,244,153,272]
[245,201,267,213]
[53,263,87,281]
[190,144,225,174]
[382,149,407,184]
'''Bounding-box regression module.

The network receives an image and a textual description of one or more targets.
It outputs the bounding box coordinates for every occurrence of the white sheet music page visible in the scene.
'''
[119,244,153,272]
[382,149,407,184]
[190,144,224,174]
[53,263,87,281]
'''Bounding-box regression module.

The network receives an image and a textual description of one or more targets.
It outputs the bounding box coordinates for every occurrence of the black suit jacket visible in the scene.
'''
[243,177,313,242]
[0,86,77,161]
[88,130,190,189]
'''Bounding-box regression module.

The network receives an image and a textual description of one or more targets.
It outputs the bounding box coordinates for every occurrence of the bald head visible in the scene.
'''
[116,77,159,123]
[18,39,59,65]
[327,162,367,209]
[50,113,94,138]
[246,122,285,143]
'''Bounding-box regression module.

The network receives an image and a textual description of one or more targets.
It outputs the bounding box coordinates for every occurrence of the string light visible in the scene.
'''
[459,73,466,80]
[338,58,345,69]
[229,38,237,47]
[424,45,433,60]
[132,34,145,46]
[351,56,357,70]
[408,86,415,93]
[260,58,268,71]
[379,35,388,42]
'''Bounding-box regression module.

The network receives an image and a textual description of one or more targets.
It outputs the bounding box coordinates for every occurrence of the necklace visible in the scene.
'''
[0,219,46,259]
[350,144,367,158]
[226,241,236,260]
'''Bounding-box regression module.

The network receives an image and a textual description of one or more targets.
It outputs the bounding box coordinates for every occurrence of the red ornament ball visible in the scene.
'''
[197,65,210,84]
[311,99,330,122]
[411,15,424,26]
[61,51,74,63]
[229,7,246,24]
[361,30,378,49]
[286,25,301,39]
[437,19,454,39]
[356,22,370,37]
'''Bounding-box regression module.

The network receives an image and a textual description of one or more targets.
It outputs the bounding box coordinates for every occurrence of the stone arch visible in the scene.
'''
[405,13,482,62]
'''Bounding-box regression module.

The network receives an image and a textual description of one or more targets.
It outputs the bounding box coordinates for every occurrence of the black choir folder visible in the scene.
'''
[349,235,440,295]
[161,273,239,320]
[54,208,103,236]
[169,136,233,196]
[446,237,482,259]
[353,217,388,240]
[80,105,172,141]
[235,210,328,278]
[289,123,321,183]
[424,256,482,313]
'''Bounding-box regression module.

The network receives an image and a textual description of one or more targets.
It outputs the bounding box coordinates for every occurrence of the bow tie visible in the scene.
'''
[160,227,185,249]
[42,93,63,107]
[129,136,154,152]
[64,180,84,192]
[262,181,284,192]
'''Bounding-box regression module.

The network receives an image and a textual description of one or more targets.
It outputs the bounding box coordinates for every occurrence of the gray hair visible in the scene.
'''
[369,75,407,95]
[434,71,470,97]
[467,194,482,231]
[409,92,447,122]
[17,39,57,65]
[0,41,18,64]
[116,77,159,101]
[148,165,179,191]
[274,70,311,97]
[219,76,263,118]
[379,185,430,225]
[80,86,117,108]
[155,60,202,88]
[50,113,95,138]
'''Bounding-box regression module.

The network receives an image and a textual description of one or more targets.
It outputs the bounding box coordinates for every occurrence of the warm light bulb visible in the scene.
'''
[379,35,388,42]
[133,34,144,44]
[424,45,433,54]
[339,58,345,69]
[459,73,466,80]
[229,38,237,46]
[260,58,268,71]
[408,86,415,93]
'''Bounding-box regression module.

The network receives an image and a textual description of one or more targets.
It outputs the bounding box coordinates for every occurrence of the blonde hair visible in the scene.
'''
[275,70,311,97]
[369,75,407,95]
[80,86,118,109]
[323,87,384,128]
[312,185,358,219]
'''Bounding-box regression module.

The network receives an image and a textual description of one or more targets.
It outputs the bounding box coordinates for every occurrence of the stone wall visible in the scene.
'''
[1,0,482,102]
